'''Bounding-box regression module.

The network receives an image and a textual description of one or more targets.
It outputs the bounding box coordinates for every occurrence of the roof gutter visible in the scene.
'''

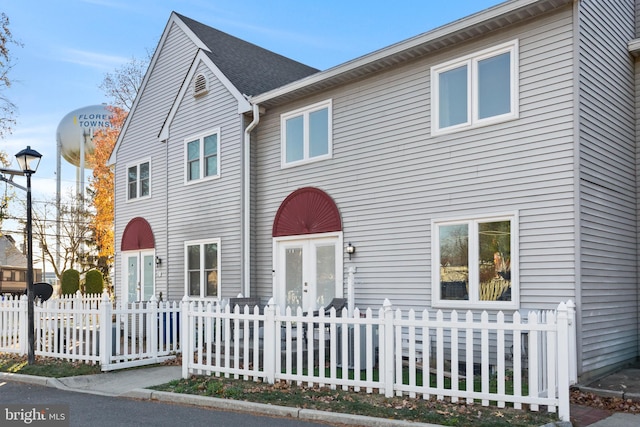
[242,102,260,297]
[250,0,571,107]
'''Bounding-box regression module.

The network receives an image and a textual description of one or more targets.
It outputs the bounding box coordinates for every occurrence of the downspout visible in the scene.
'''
[242,102,260,297]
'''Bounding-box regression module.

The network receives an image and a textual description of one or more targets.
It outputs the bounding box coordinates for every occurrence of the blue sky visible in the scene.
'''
[1,0,502,237]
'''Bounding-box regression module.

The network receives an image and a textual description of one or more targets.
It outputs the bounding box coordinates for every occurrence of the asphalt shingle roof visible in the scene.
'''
[176,13,319,97]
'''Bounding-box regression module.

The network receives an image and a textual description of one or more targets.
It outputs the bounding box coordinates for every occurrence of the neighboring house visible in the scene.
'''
[0,235,42,295]
[108,0,638,382]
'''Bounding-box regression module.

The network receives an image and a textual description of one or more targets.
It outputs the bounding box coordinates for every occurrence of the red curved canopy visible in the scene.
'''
[121,217,155,250]
[272,187,342,237]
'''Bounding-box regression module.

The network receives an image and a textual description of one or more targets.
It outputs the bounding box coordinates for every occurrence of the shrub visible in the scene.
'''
[84,269,104,295]
[60,269,80,295]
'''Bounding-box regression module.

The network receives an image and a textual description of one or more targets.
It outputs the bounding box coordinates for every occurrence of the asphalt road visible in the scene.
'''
[0,381,336,427]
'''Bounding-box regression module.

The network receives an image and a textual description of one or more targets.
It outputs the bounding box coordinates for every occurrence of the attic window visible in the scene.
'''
[193,74,208,97]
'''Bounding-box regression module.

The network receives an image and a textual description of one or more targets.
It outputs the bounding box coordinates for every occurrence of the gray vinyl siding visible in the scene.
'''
[253,8,576,311]
[578,0,638,377]
[164,62,244,301]
[113,22,198,302]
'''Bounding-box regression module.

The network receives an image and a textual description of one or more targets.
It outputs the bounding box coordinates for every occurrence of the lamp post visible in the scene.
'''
[1,146,42,364]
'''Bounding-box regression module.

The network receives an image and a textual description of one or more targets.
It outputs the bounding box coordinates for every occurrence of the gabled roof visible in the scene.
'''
[175,13,319,97]
[0,235,27,268]
[109,12,318,164]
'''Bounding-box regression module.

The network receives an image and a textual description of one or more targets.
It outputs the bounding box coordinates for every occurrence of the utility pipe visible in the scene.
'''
[242,103,260,297]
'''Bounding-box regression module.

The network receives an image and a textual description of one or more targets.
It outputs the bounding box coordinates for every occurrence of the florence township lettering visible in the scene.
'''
[74,113,113,128]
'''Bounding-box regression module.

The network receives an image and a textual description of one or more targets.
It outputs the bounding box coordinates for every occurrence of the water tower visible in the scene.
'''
[56,104,113,197]
[55,105,113,267]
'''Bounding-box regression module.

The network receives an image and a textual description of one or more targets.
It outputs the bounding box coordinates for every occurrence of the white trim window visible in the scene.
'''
[185,239,220,299]
[185,128,220,183]
[281,99,332,167]
[127,160,150,200]
[431,40,518,134]
[432,213,518,309]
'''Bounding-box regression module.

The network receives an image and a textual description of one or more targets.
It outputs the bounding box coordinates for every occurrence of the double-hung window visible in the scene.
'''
[432,213,518,308]
[127,160,150,200]
[185,128,220,183]
[432,40,518,134]
[185,239,220,299]
[281,99,332,167]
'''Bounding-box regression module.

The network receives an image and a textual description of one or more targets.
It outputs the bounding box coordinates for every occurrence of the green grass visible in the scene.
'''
[0,353,557,426]
[0,353,102,377]
[152,374,559,427]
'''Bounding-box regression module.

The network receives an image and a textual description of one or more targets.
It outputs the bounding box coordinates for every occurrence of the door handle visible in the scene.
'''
[303,282,308,292]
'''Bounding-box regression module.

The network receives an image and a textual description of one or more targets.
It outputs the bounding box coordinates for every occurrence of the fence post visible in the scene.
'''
[99,290,112,368]
[567,300,577,385]
[181,295,190,379]
[19,294,28,355]
[382,298,394,398]
[556,301,570,422]
[263,298,276,384]
[148,295,158,358]
[347,266,356,318]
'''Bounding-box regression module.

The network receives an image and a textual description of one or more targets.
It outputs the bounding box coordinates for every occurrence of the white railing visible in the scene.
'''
[0,292,575,421]
[182,298,576,422]
[0,294,26,353]
[0,291,182,371]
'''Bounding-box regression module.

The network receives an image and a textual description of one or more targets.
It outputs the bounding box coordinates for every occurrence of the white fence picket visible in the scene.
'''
[0,293,576,422]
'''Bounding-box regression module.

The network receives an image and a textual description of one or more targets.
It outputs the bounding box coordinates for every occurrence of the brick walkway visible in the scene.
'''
[570,404,612,427]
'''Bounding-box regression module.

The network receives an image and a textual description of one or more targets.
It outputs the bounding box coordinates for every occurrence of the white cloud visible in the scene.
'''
[58,48,130,70]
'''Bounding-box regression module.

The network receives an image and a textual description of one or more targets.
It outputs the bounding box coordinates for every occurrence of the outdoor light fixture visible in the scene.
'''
[346,242,356,260]
[156,256,162,266]
[0,146,42,365]
[15,146,42,174]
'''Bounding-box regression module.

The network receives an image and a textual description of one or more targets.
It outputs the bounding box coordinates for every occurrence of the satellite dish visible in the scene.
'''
[33,282,54,302]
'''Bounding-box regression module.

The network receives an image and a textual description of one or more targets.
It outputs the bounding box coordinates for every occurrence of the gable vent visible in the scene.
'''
[193,74,208,97]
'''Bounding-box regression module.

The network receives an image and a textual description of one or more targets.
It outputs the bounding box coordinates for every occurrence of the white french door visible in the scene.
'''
[274,234,342,313]
[123,250,155,302]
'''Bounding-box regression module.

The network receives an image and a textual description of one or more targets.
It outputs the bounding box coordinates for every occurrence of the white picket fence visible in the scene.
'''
[0,292,576,421]
[0,291,181,371]
[183,299,576,422]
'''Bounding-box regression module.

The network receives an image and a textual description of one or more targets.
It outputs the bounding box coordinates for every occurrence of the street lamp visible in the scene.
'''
[16,146,42,365]
[0,146,42,365]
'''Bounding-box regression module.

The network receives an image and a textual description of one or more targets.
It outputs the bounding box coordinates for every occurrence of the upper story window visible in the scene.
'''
[185,239,220,299]
[432,213,518,309]
[127,160,150,200]
[431,40,518,135]
[281,99,332,168]
[185,128,220,183]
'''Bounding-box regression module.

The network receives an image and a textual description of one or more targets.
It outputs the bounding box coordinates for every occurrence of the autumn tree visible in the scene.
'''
[0,150,13,227]
[87,106,126,283]
[84,54,149,284]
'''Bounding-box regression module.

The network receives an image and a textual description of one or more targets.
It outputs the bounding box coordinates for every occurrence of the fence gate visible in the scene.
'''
[100,294,181,371]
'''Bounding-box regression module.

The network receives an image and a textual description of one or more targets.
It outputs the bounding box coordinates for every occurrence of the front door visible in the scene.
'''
[275,234,342,313]
[124,250,155,302]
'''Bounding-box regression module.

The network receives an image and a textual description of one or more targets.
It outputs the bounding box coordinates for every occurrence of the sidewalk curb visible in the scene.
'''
[1,372,569,427]
[127,389,441,427]
[0,372,62,388]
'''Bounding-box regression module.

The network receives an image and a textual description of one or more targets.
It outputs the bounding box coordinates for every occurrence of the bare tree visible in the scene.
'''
[29,193,95,282]
[0,12,22,139]
[98,53,150,110]
[0,13,21,228]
